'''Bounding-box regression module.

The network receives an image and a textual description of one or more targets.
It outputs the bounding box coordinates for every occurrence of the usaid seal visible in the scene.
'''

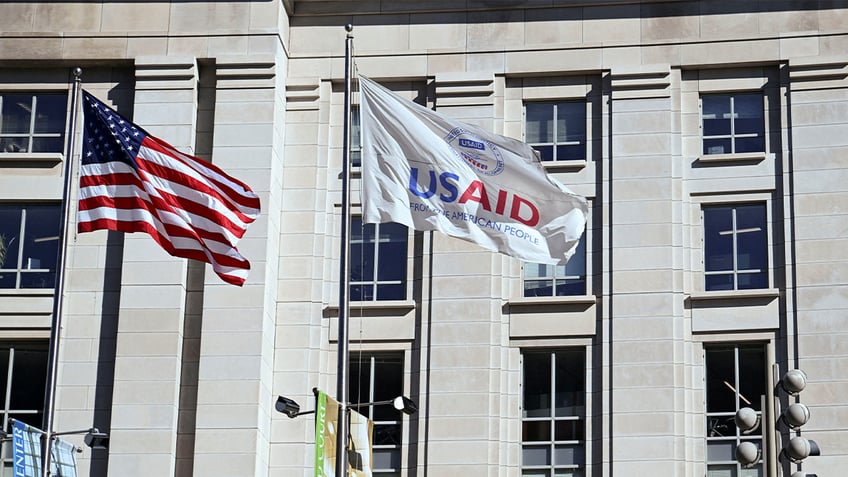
[444,127,504,176]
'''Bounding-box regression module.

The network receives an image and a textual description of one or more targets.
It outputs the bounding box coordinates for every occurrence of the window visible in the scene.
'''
[350,353,405,477]
[350,218,408,301]
[0,93,67,153]
[701,93,764,155]
[524,234,586,297]
[703,204,768,291]
[525,101,586,162]
[0,204,62,289]
[351,105,361,167]
[705,344,766,477]
[522,349,585,477]
[0,341,49,431]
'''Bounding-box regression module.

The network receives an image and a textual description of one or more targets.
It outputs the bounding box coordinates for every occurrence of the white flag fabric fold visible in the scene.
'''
[358,75,588,265]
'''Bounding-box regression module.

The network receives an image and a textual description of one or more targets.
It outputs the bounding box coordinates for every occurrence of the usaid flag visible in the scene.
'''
[358,76,587,265]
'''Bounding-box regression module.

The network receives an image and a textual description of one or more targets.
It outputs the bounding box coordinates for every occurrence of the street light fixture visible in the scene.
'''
[276,394,418,418]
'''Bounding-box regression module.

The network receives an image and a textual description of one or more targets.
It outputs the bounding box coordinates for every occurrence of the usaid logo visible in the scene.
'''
[444,127,504,176]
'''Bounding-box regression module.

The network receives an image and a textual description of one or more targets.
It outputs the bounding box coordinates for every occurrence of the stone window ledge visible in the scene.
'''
[542,159,587,171]
[325,300,416,316]
[0,153,63,165]
[696,152,769,164]
[689,288,780,301]
[508,295,596,307]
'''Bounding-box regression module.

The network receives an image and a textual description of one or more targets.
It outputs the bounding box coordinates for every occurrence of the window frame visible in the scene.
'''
[522,232,588,298]
[701,201,770,292]
[700,92,765,157]
[520,347,587,477]
[0,203,62,290]
[349,217,410,302]
[349,352,407,477]
[0,92,68,155]
[704,342,769,477]
[523,100,587,163]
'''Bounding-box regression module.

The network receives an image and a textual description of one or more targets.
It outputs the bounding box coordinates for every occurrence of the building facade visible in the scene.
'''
[1,1,847,476]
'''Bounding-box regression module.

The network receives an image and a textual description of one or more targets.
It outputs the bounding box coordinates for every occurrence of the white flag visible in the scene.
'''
[358,75,588,265]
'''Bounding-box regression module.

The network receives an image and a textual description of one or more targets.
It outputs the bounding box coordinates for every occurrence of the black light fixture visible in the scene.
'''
[83,428,109,450]
[276,395,302,418]
[391,396,418,415]
[350,395,418,416]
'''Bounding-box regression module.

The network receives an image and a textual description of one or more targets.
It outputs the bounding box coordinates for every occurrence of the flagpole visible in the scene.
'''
[335,24,354,477]
[41,67,83,477]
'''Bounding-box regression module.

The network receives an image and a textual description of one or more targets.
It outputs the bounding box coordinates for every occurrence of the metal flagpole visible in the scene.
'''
[41,67,83,477]
[335,24,354,477]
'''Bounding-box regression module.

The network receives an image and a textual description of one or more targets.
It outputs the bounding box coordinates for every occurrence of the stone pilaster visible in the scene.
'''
[191,54,281,477]
[106,56,198,476]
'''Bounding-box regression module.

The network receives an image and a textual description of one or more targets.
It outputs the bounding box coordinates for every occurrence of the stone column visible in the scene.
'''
[607,65,691,475]
[106,56,198,476]
[191,54,281,477]
[424,71,505,477]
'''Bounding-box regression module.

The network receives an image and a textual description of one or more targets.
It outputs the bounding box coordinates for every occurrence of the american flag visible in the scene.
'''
[78,91,261,286]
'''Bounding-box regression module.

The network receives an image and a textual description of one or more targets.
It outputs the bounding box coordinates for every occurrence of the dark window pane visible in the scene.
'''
[733,95,763,135]
[0,207,22,270]
[20,272,55,289]
[704,207,733,272]
[0,137,28,153]
[555,144,584,161]
[705,348,736,413]
[350,150,361,168]
[737,272,768,290]
[350,284,372,301]
[9,412,43,429]
[350,244,372,282]
[556,102,585,143]
[375,283,404,301]
[372,357,403,420]
[534,145,554,161]
[34,94,67,134]
[1,95,33,134]
[31,137,64,153]
[22,205,61,271]
[349,359,371,406]
[372,448,400,472]
[554,444,584,466]
[0,348,9,404]
[707,440,736,460]
[376,223,407,281]
[707,415,735,438]
[703,116,731,137]
[564,236,586,277]
[9,344,48,410]
[705,274,734,291]
[0,273,15,288]
[554,350,584,416]
[525,279,553,297]
[523,353,552,418]
[703,138,731,155]
[702,95,731,136]
[738,347,766,412]
[526,103,554,143]
[554,419,584,441]
[522,445,551,466]
[555,279,585,296]
[523,420,551,441]
[734,136,764,154]
[373,423,401,446]
[521,470,550,477]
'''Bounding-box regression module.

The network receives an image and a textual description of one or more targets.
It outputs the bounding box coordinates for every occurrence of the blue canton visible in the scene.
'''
[82,92,147,168]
